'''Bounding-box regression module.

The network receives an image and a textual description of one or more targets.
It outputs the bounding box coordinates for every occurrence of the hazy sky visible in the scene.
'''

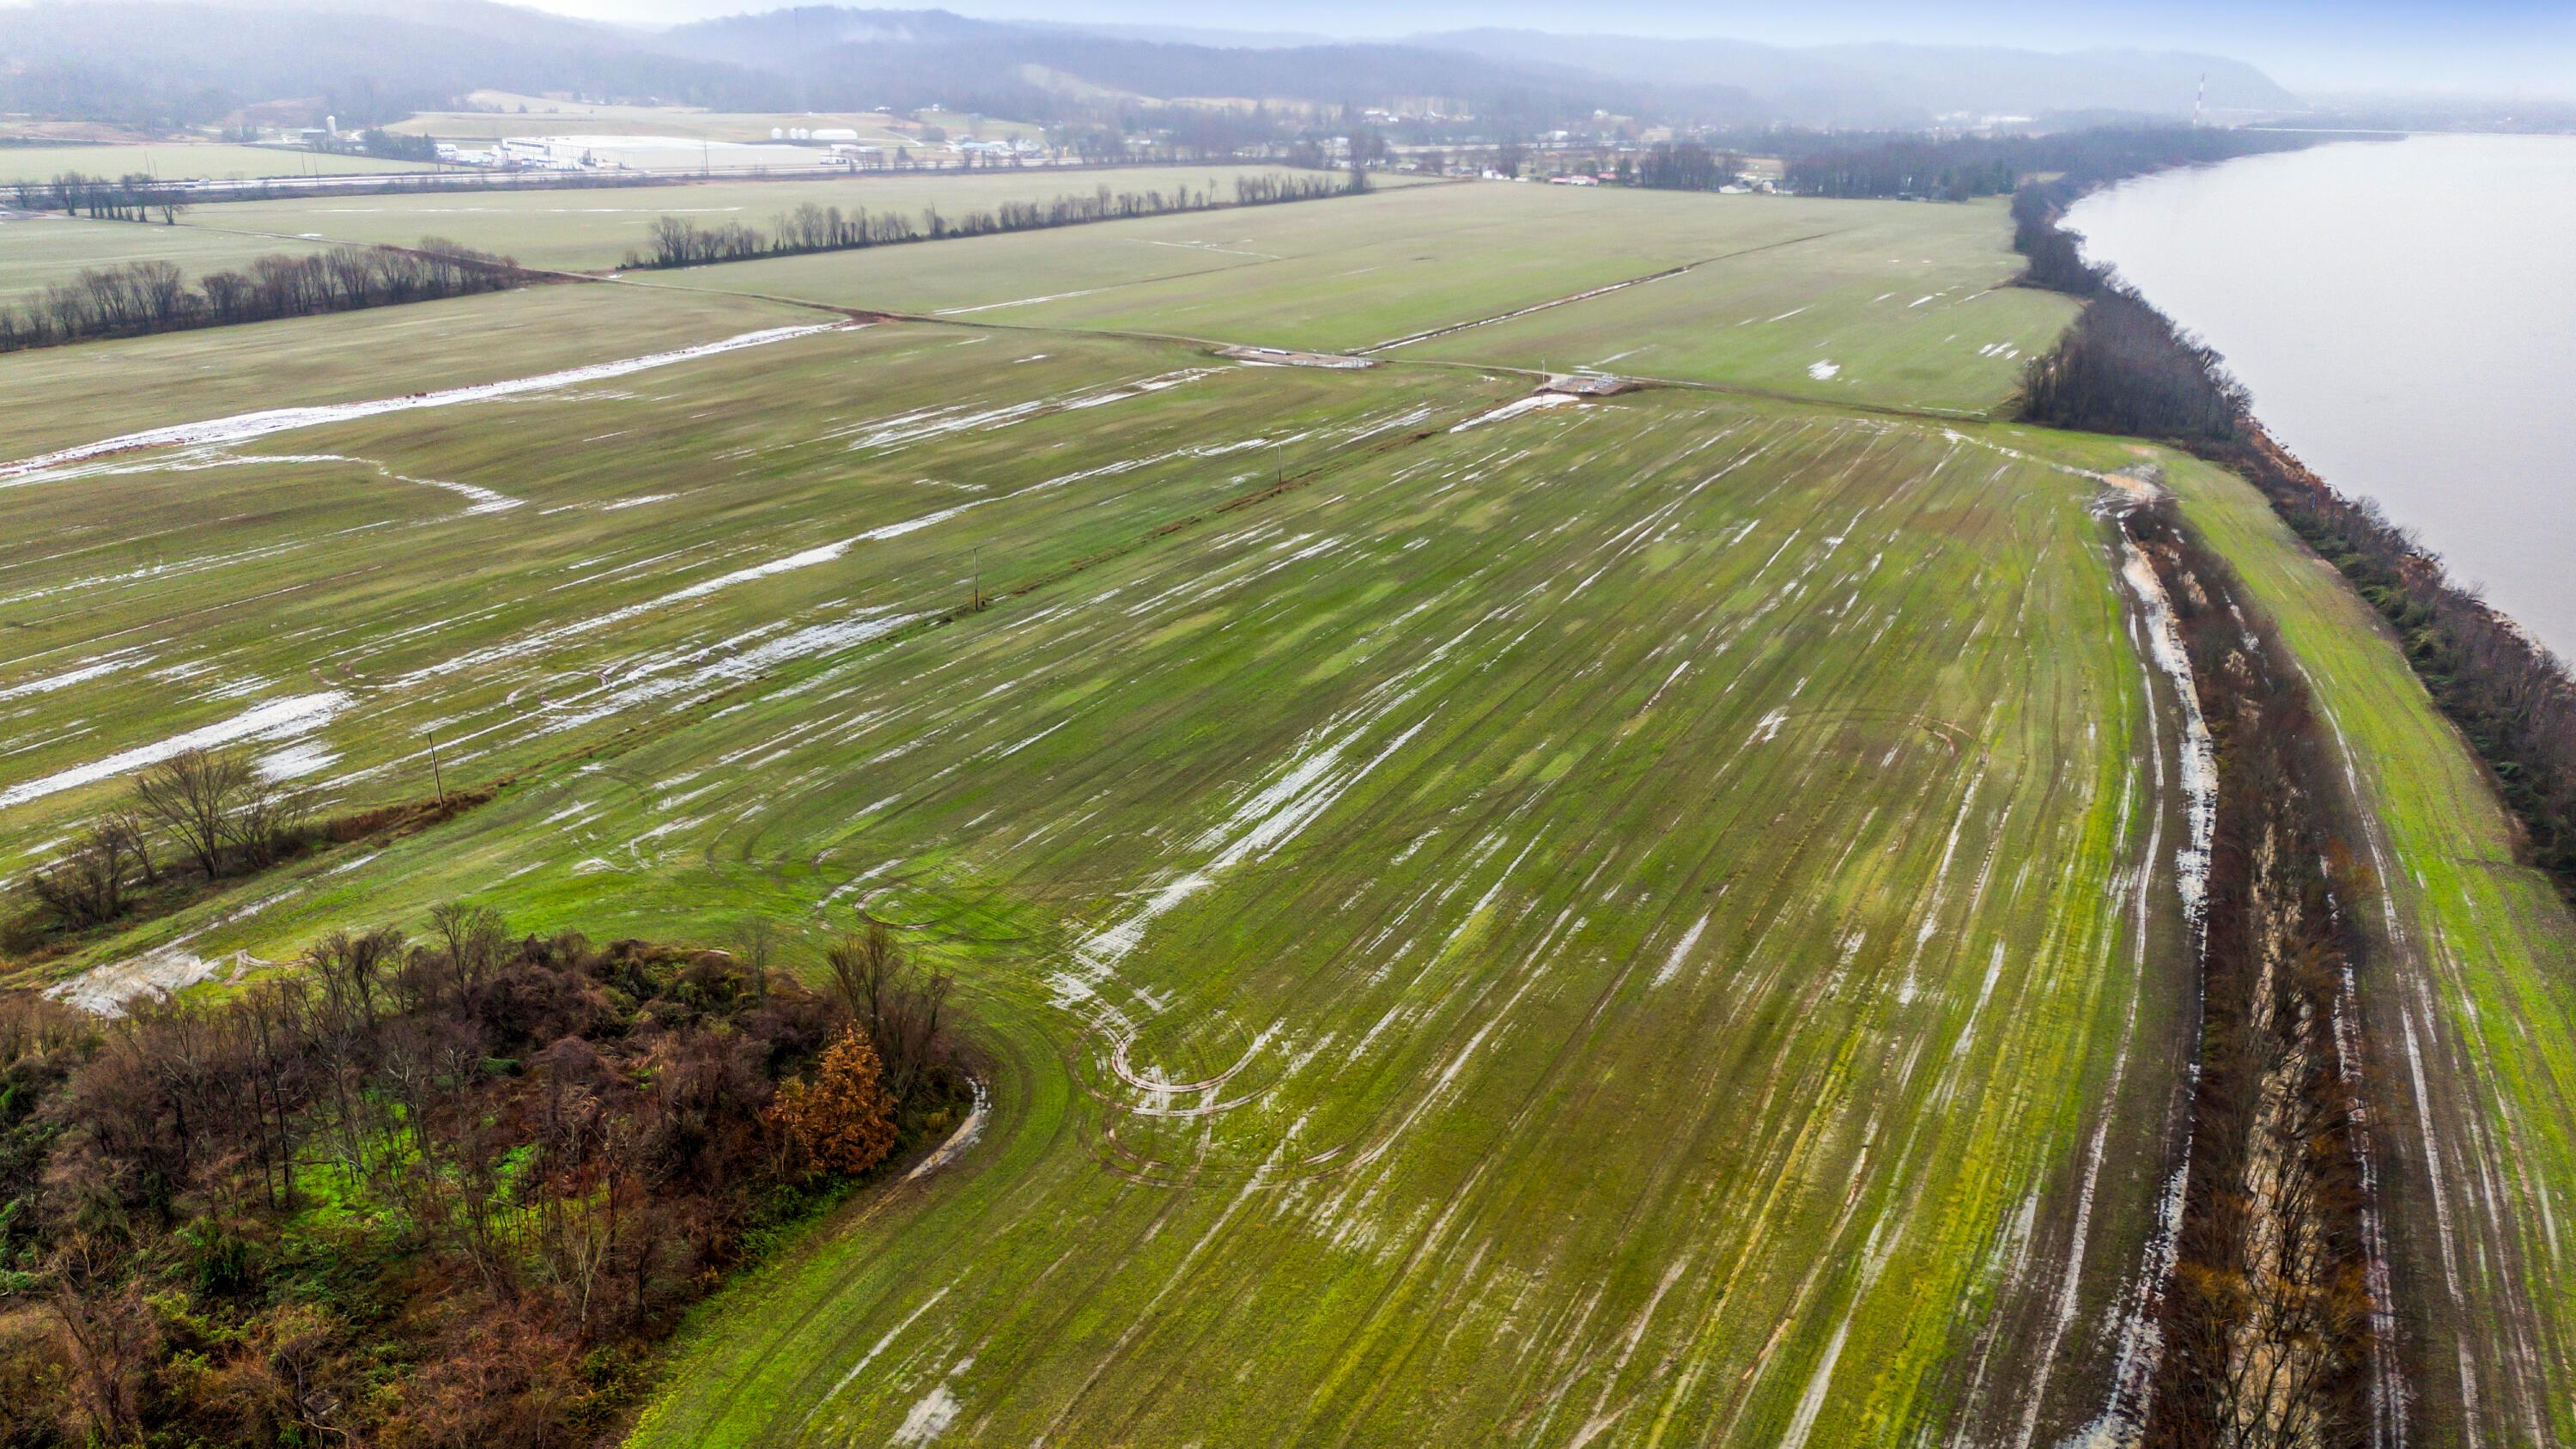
[505,0,2576,98]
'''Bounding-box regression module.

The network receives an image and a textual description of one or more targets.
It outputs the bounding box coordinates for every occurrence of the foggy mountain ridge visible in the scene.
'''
[0,0,2303,131]
[653,9,1692,119]
[1415,27,2305,121]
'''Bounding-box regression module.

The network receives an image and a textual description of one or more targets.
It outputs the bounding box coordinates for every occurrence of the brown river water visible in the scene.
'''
[2064,134,2576,654]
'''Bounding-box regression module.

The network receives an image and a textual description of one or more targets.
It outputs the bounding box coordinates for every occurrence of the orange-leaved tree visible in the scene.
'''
[765,1024,898,1177]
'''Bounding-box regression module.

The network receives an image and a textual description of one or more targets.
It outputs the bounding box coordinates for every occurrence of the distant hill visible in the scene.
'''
[0,0,2299,136]
[653,9,1710,125]
[1414,28,2304,125]
[0,0,781,128]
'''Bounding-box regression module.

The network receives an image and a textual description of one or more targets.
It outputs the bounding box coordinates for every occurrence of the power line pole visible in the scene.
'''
[971,546,982,612]
[426,730,447,807]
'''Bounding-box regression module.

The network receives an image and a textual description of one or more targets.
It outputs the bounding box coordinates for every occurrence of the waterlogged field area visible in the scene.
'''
[173,166,1426,274]
[6,176,2573,1444]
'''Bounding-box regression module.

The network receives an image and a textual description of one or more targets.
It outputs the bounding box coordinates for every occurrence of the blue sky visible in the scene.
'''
[525,0,2576,98]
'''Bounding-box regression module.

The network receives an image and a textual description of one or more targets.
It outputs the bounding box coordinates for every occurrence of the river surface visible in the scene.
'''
[2065,134,2576,654]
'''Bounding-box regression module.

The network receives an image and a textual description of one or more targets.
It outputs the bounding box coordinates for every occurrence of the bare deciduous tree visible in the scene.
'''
[132,747,252,879]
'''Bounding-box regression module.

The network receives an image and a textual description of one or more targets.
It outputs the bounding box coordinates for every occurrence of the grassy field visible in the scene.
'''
[657,182,2063,414]
[2165,454,2576,1444]
[1404,198,2075,416]
[1,300,2208,1443]
[0,213,331,305]
[175,167,1427,273]
[0,283,807,458]
[11,180,2575,1444]
[0,143,441,183]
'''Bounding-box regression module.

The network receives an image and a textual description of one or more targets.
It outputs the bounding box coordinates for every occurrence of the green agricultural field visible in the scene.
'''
[0,213,331,305]
[658,181,2060,413]
[9,180,2576,1446]
[0,142,441,183]
[1,302,2208,1443]
[176,167,1429,273]
[1403,198,2076,415]
[0,282,807,458]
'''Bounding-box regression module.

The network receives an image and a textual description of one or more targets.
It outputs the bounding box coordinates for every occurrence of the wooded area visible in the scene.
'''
[2126,504,2378,1446]
[0,239,530,352]
[1782,125,2322,202]
[0,910,968,1447]
[1629,140,1745,192]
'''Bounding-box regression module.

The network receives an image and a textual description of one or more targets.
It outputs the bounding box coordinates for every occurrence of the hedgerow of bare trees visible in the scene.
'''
[2126,506,2376,1445]
[623,170,1361,269]
[0,238,529,353]
[6,170,189,222]
[823,922,957,1104]
[25,749,304,931]
[1631,141,1744,192]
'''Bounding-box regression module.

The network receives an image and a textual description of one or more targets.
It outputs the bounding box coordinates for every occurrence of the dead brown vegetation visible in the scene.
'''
[0,909,969,1447]
[2128,505,2381,1449]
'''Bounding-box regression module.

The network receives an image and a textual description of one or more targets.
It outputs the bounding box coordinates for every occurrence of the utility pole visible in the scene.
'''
[427,730,447,807]
[971,545,982,612]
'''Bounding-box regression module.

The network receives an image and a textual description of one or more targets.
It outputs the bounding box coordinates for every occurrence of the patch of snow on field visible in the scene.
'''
[1449,393,1577,432]
[933,287,1104,316]
[255,740,340,782]
[0,648,149,703]
[811,1287,955,1418]
[1650,913,1711,988]
[1807,361,1841,381]
[2120,540,2216,926]
[891,1385,960,1445]
[243,453,525,514]
[3,691,348,810]
[535,606,918,734]
[398,539,861,686]
[1065,710,1430,991]
[0,323,846,483]
[46,945,235,1016]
